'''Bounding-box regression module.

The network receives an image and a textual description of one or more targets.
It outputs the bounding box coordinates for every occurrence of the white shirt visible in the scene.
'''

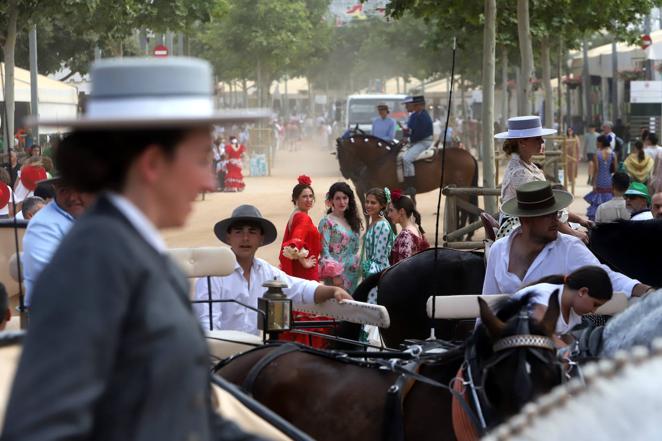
[631,210,654,221]
[194,257,319,335]
[512,283,581,335]
[482,227,639,297]
[643,145,662,159]
[107,193,167,254]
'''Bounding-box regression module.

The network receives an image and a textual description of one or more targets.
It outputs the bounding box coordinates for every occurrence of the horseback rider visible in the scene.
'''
[402,95,433,197]
[371,103,396,143]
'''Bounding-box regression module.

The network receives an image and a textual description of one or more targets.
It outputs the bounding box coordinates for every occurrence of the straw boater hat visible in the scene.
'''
[494,116,557,139]
[376,103,390,112]
[26,57,270,129]
[214,205,278,246]
[501,181,573,218]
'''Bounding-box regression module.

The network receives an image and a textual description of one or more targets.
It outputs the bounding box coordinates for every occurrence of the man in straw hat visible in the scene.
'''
[3,57,270,441]
[194,204,351,335]
[371,103,396,143]
[482,181,652,298]
[402,95,433,197]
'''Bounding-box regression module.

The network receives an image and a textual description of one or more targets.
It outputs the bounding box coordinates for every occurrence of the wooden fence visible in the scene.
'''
[442,185,501,249]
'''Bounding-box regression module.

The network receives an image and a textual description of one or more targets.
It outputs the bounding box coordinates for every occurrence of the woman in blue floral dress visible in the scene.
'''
[360,187,395,303]
[584,135,615,220]
[318,182,362,292]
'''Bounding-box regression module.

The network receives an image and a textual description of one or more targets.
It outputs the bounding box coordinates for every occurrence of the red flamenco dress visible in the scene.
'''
[278,211,333,348]
[224,143,246,191]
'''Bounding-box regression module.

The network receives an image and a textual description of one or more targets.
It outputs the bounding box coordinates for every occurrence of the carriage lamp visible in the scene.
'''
[258,278,292,338]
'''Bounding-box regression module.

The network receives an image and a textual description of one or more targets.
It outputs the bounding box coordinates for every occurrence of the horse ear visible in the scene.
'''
[478,298,505,339]
[539,289,561,336]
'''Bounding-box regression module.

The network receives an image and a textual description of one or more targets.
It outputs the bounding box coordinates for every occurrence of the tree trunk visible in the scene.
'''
[517,0,534,115]
[460,77,466,119]
[242,78,248,108]
[482,0,497,213]
[256,59,262,108]
[611,40,618,122]
[557,37,563,132]
[501,46,508,128]
[2,0,18,151]
[541,36,553,128]
[582,39,592,126]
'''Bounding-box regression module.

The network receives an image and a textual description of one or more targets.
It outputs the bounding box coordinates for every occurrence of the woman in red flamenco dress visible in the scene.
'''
[224,136,245,191]
[278,175,333,348]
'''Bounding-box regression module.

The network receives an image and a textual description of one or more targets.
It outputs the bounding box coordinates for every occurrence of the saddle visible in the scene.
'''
[396,147,437,182]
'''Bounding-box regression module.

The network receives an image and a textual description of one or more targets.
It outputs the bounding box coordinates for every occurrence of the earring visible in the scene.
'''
[379,210,384,217]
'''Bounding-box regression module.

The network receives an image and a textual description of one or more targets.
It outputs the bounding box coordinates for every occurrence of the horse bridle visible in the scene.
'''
[462,312,563,434]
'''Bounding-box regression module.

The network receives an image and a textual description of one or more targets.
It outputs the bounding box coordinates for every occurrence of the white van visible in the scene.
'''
[345,94,408,137]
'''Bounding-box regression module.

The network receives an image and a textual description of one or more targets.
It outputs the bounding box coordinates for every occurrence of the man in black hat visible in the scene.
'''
[194,204,352,334]
[482,181,651,298]
[402,95,433,197]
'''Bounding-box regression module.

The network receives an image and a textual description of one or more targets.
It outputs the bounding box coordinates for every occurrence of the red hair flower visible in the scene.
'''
[0,182,10,209]
[390,188,403,201]
[20,165,48,191]
[297,175,312,186]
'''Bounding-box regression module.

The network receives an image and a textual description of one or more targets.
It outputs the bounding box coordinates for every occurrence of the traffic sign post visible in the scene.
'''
[153,44,169,57]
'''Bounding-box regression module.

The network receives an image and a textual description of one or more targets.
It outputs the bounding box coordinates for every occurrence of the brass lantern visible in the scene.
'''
[258,278,292,337]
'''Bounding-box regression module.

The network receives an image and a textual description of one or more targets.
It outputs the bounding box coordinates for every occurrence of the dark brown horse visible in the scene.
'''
[335,134,478,235]
[217,293,564,441]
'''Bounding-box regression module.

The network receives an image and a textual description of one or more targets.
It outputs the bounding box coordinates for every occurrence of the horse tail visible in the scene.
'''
[352,271,382,303]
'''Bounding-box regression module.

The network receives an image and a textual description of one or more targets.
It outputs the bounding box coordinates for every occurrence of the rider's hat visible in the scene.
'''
[411,95,425,104]
[376,103,390,112]
[214,204,278,246]
[494,116,557,139]
[501,181,573,218]
[25,57,270,129]
[402,96,414,104]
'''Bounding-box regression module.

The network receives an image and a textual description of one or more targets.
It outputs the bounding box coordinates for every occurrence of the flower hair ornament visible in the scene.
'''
[298,175,312,186]
[384,187,391,205]
[390,188,403,201]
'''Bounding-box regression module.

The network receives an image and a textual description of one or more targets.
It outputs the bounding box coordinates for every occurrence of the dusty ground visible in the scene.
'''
[162,139,592,266]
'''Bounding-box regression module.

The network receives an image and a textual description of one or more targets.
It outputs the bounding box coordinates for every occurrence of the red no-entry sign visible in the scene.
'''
[641,34,652,50]
[153,44,169,57]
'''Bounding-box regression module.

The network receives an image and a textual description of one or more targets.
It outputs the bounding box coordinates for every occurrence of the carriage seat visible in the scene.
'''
[167,247,236,282]
[206,330,263,361]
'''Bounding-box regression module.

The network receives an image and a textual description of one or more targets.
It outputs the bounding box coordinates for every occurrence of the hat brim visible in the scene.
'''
[213,216,278,246]
[494,128,557,139]
[36,176,63,186]
[24,109,272,130]
[501,189,573,217]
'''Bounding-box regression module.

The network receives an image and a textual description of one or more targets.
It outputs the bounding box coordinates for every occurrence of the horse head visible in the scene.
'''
[472,291,563,425]
[335,134,395,181]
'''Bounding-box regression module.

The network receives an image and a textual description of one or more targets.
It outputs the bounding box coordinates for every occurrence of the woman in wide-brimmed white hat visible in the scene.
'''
[494,116,591,241]
[3,57,269,441]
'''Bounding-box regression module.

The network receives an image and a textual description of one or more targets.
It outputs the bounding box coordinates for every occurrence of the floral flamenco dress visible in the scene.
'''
[390,229,430,265]
[584,151,615,221]
[278,211,331,348]
[318,214,360,293]
[360,218,394,304]
[224,142,246,191]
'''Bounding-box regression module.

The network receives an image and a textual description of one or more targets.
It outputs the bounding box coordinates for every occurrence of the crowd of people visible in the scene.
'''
[193,175,430,347]
[582,123,662,222]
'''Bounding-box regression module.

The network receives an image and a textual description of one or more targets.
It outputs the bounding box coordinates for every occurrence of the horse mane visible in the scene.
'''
[489,340,662,441]
[602,288,662,357]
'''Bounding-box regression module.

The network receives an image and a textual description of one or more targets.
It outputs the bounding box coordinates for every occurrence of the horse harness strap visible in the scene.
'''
[452,367,481,441]
[242,343,300,396]
[382,359,422,441]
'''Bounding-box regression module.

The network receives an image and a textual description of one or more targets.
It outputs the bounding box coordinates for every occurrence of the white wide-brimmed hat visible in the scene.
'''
[26,57,271,129]
[494,116,557,139]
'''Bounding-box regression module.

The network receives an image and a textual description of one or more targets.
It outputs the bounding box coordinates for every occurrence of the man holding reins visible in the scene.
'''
[402,95,433,198]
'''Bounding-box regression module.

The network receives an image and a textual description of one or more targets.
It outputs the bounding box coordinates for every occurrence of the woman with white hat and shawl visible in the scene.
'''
[494,116,591,241]
[2,57,268,441]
